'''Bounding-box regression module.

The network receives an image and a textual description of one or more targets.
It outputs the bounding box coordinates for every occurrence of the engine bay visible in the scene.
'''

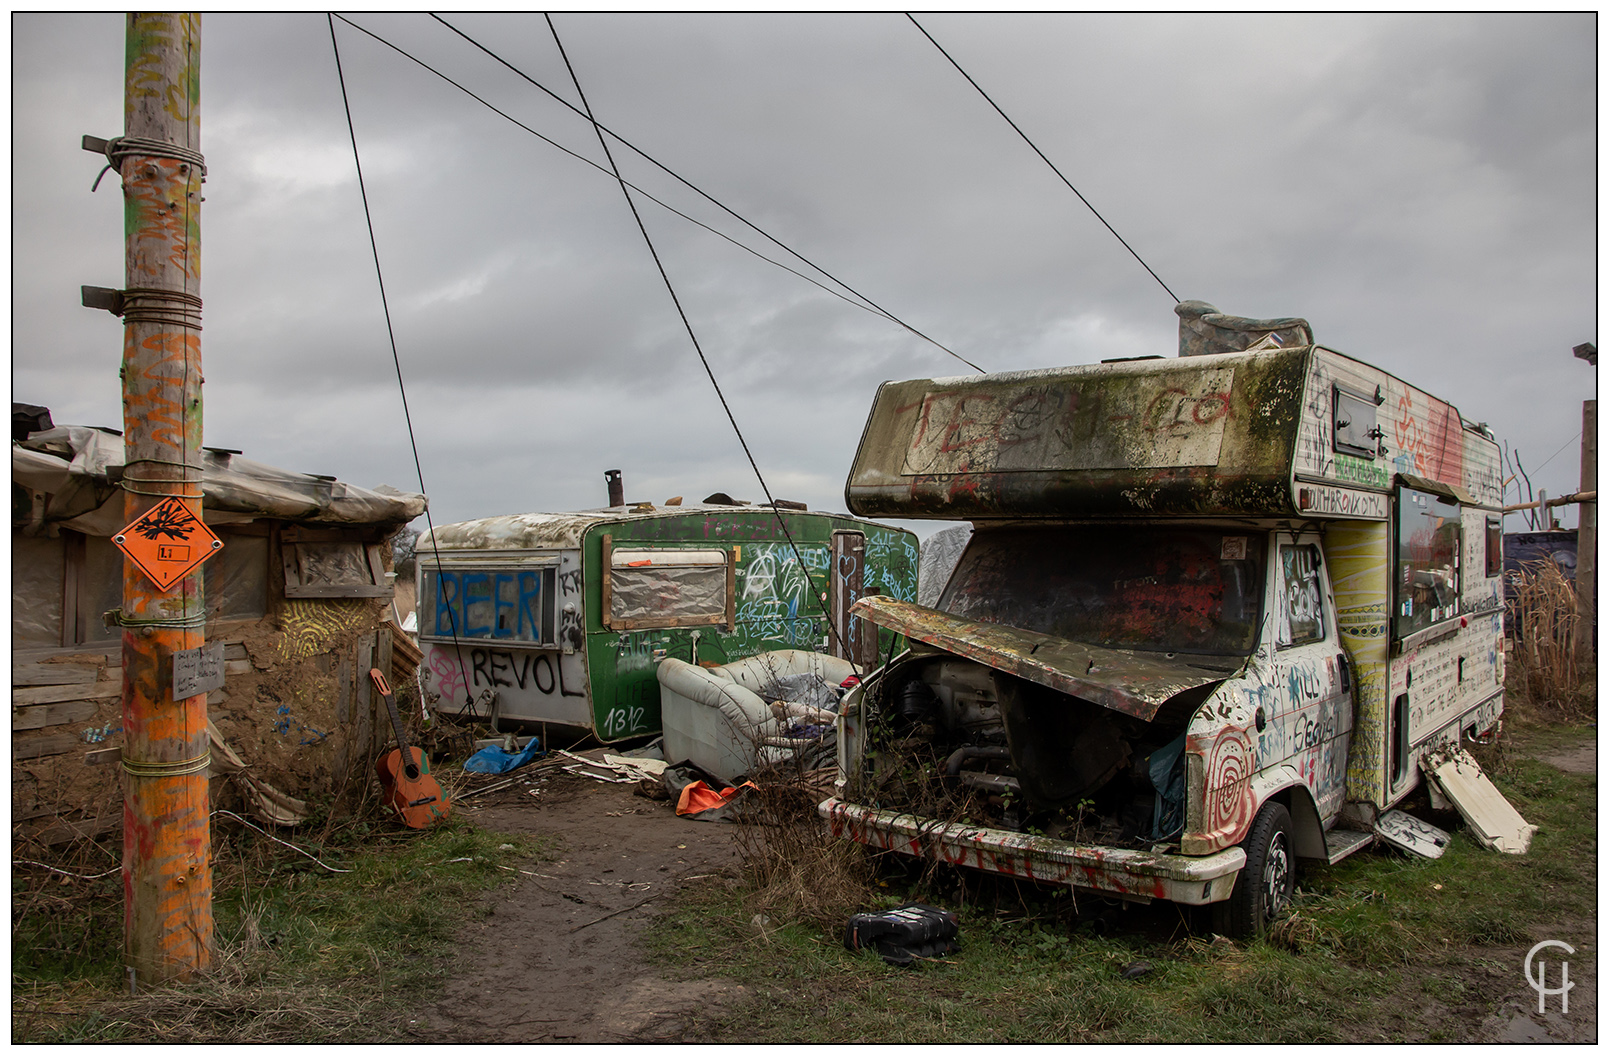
[854,652,1217,849]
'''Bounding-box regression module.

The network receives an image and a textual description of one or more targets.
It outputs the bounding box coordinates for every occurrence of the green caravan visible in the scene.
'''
[415,500,917,741]
[824,302,1520,936]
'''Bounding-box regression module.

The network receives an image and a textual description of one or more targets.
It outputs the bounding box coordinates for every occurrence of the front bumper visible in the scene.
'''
[820,797,1245,905]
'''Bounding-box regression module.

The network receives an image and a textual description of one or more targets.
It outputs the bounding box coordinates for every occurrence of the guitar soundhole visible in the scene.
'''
[405,763,421,780]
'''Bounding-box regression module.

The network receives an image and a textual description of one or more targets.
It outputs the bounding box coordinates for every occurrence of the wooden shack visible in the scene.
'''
[12,419,427,847]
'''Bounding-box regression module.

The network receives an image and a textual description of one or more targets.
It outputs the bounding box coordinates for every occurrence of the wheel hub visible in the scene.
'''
[1262,831,1290,919]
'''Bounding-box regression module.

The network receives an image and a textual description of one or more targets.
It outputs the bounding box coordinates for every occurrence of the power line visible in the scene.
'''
[333,14,982,374]
[427,12,987,374]
[327,16,875,326]
[327,14,477,716]
[906,14,1179,305]
[1533,431,1582,475]
[543,14,861,672]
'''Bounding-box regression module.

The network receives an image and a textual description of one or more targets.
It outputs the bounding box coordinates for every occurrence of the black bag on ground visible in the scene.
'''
[843,903,960,966]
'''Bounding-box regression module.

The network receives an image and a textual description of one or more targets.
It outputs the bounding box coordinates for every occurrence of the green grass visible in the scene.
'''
[644,718,1596,1043]
[12,821,553,1044]
[648,881,1387,1043]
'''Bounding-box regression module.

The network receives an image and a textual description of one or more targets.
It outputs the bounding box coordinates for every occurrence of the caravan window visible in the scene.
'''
[608,548,732,630]
[1394,485,1462,639]
[1332,386,1379,459]
[421,566,557,645]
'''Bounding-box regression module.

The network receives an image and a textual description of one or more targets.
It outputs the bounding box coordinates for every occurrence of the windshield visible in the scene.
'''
[938,526,1266,656]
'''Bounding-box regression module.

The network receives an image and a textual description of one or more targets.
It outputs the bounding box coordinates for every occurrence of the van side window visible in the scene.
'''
[1395,485,1462,639]
[1484,516,1502,579]
[1277,544,1326,646]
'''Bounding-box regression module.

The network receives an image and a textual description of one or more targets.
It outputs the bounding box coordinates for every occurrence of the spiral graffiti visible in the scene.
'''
[1205,727,1256,841]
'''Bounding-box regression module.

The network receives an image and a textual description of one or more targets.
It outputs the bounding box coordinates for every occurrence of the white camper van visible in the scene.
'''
[822,302,1524,936]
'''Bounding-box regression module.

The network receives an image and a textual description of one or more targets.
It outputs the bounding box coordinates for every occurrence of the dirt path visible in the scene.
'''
[408,762,749,1043]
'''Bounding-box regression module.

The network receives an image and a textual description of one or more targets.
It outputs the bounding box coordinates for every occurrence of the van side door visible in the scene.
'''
[1263,532,1353,819]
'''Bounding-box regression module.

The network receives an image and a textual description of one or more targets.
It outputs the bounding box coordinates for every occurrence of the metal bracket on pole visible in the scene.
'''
[82,285,126,316]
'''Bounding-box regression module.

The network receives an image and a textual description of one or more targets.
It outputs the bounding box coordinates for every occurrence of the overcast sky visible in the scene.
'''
[12,12,1598,538]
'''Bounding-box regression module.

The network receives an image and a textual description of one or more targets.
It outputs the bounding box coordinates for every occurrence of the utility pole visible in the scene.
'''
[1575,399,1596,666]
[1572,343,1596,669]
[113,12,212,984]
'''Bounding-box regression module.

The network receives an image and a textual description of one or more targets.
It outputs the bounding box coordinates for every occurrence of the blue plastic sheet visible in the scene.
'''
[463,736,544,774]
[1147,732,1188,840]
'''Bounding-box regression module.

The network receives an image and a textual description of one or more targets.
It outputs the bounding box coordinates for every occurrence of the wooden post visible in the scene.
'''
[1575,400,1596,666]
[116,13,212,984]
[357,635,377,755]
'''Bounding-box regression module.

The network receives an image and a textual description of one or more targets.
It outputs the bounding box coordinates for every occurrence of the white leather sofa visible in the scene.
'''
[657,649,858,785]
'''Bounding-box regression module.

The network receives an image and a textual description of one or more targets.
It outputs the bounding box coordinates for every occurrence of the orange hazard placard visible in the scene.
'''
[113,495,223,591]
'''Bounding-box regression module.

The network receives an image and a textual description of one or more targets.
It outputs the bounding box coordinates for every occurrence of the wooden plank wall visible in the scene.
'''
[11,642,250,762]
[14,628,407,844]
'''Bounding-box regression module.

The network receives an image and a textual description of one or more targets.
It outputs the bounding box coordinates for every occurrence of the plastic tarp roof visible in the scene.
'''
[13,426,426,536]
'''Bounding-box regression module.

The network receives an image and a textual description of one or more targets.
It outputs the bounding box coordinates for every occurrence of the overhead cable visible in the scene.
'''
[907,14,1180,305]
[544,14,861,672]
[333,13,982,374]
[327,14,478,715]
[329,19,922,357]
[431,13,984,373]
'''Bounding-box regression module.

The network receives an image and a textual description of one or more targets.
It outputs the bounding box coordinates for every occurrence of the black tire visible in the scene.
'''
[1215,800,1294,939]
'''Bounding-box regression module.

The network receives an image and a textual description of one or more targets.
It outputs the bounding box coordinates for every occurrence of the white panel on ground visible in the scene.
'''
[1423,747,1538,854]
[1373,809,1450,859]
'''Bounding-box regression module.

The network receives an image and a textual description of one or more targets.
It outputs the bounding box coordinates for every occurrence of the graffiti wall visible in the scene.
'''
[901,365,1237,476]
[1325,521,1391,806]
[417,510,917,740]
[418,549,592,728]
[1295,350,1503,509]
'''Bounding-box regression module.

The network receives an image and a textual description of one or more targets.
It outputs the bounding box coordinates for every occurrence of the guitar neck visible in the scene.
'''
[383,690,410,755]
[370,668,411,755]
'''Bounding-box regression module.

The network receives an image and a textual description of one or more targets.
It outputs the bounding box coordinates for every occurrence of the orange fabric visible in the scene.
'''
[675,779,758,816]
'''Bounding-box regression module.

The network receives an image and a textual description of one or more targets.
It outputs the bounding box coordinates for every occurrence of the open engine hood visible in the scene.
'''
[851,596,1240,722]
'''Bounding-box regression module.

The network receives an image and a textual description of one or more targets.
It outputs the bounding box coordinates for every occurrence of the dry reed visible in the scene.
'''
[730,761,876,932]
[1510,560,1595,718]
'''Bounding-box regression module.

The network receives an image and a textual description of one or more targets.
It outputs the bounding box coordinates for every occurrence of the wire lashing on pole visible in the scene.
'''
[119,456,205,499]
[103,608,209,631]
[90,136,207,192]
[122,753,213,779]
[118,288,204,330]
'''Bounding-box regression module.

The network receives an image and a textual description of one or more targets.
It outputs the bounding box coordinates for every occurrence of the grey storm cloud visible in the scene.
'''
[12,12,1596,533]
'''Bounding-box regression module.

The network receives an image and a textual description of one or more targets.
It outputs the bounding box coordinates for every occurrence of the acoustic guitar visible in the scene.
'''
[370,668,450,827]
